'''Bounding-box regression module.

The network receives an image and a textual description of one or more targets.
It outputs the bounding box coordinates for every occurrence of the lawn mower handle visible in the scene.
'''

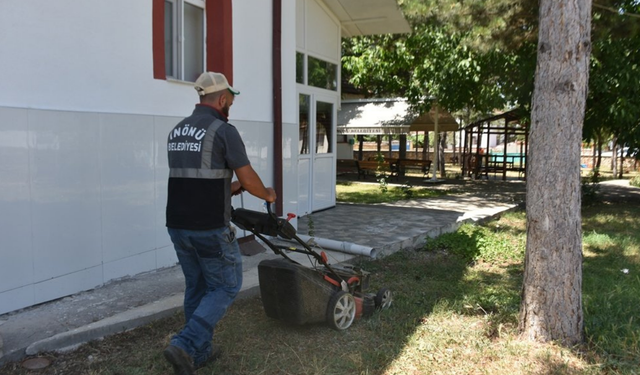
[266,201,296,222]
[265,200,278,221]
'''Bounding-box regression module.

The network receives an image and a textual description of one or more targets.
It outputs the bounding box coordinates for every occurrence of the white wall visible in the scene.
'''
[0,0,299,314]
[281,0,301,221]
[232,1,275,124]
[0,106,180,314]
[305,0,340,61]
[337,143,354,159]
[231,0,299,220]
[0,1,196,117]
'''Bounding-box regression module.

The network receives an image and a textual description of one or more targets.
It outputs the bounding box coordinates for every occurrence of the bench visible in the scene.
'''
[336,159,360,175]
[397,159,432,178]
[357,160,397,180]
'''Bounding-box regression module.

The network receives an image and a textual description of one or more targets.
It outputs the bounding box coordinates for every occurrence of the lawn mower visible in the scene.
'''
[231,202,392,330]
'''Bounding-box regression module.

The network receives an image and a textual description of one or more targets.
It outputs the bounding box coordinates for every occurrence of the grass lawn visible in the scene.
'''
[336,180,456,204]
[2,203,639,374]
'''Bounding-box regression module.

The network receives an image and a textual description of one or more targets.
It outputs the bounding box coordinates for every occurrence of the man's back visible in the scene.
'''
[166,105,248,230]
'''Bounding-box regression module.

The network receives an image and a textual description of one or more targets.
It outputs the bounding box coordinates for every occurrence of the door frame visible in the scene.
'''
[297,89,338,215]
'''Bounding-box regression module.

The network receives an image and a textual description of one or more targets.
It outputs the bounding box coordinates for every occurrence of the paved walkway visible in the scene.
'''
[0,179,636,367]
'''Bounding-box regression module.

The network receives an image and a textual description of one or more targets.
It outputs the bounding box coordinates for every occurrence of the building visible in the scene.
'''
[0,0,409,315]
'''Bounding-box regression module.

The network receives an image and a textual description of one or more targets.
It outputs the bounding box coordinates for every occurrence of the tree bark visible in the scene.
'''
[611,136,618,177]
[399,133,407,160]
[423,132,429,161]
[618,155,624,178]
[452,131,457,164]
[439,133,447,177]
[519,0,591,346]
[596,136,602,170]
[591,139,596,170]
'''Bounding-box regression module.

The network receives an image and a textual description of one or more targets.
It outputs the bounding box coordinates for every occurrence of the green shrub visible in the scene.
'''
[630,175,640,188]
[374,152,389,193]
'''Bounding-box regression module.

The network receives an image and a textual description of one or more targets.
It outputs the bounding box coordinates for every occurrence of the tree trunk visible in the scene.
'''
[439,133,446,177]
[596,137,602,170]
[611,136,618,177]
[519,0,591,346]
[591,139,596,170]
[452,131,457,164]
[399,134,407,161]
[619,155,625,178]
[423,132,429,161]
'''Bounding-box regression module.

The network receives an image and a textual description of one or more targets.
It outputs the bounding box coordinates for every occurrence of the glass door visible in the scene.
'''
[297,93,336,215]
[311,98,335,212]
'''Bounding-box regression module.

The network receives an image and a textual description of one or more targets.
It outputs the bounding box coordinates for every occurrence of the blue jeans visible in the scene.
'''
[167,226,243,367]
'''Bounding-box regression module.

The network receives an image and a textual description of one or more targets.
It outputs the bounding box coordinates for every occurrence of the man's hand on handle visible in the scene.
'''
[233,165,277,203]
[264,187,277,203]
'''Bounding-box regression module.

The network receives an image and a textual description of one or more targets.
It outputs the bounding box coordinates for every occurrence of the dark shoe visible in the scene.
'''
[163,345,195,375]
[194,345,222,370]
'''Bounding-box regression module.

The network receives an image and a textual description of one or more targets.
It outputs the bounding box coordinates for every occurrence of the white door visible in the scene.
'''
[297,93,336,215]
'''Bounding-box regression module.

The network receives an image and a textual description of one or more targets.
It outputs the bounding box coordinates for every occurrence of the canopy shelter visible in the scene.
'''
[337,98,459,135]
[461,109,529,181]
[337,98,460,179]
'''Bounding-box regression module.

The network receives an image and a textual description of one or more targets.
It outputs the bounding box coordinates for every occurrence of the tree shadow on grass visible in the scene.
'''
[582,247,640,371]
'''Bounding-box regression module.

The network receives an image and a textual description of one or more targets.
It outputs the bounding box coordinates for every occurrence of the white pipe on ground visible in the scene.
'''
[295,235,377,259]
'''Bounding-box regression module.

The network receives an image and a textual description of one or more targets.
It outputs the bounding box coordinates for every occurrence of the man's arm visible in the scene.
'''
[234,164,277,203]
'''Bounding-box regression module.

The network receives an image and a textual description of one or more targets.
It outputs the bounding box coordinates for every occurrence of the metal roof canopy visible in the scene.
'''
[464,108,524,130]
[323,0,412,37]
[337,98,460,135]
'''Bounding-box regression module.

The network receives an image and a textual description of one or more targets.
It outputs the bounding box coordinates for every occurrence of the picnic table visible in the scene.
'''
[466,154,526,180]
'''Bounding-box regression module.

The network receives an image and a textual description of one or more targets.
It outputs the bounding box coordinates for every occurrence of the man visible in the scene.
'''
[164,71,276,375]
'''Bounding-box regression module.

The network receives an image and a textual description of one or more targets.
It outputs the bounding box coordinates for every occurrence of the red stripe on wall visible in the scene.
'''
[206,0,233,84]
[152,0,166,80]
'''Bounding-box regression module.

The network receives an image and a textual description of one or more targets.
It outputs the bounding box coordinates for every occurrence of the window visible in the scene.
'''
[315,101,333,153]
[164,0,205,82]
[296,52,337,91]
[153,0,233,81]
[296,52,305,84]
[299,94,310,154]
[307,56,337,91]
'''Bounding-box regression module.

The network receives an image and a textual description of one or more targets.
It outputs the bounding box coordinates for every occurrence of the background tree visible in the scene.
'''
[519,0,592,345]
[399,0,539,50]
[342,25,512,117]
[345,0,640,158]
[343,0,639,348]
[584,31,640,173]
